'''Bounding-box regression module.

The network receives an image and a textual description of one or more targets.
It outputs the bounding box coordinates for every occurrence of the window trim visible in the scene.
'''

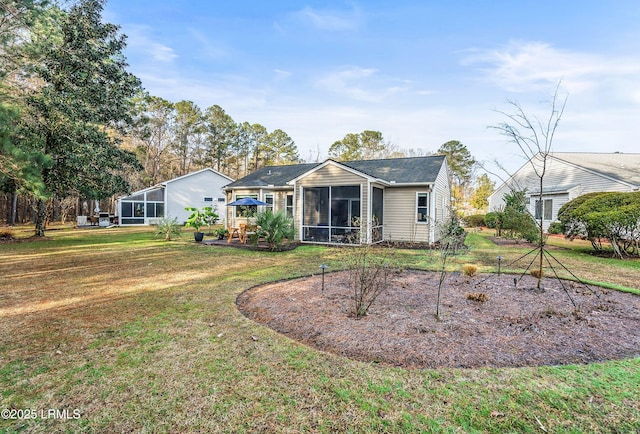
[285,194,294,218]
[416,192,430,223]
[535,198,553,221]
[264,193,274,211]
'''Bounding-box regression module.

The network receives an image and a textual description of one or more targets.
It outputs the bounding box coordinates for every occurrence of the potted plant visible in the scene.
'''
[184,207,207,242]
[214,227,228,240]
[202,206,220,235]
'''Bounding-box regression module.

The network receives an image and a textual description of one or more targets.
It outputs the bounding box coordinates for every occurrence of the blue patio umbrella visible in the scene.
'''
[226,197,268,206]
[226,196,268,228]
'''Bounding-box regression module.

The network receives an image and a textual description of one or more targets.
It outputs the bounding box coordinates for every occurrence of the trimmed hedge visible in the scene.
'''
[557,191,640,258]
[463,214,486,227]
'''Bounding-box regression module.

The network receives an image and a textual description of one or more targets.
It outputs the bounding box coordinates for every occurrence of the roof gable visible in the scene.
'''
[287,159,375,183]
[226,155,447,189]
[163,167,234,185]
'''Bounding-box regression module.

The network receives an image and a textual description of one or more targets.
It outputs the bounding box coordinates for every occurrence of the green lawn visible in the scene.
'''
[1,225,639,432]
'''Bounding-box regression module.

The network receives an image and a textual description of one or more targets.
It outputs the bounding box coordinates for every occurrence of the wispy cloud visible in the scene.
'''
[124,25,178,63]
[315,67,409,102]
[290,5,361,31]
[135,72,271,112]
[462,41,640,94]
[187,28,230,60]
[273,69,292,81]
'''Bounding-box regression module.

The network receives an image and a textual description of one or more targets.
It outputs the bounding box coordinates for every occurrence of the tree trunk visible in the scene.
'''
[537,175,544,289]
[10,192,17,225]
[35,198,47,237]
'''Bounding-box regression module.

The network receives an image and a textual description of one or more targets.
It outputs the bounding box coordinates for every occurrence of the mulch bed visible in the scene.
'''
[237,270,640,369]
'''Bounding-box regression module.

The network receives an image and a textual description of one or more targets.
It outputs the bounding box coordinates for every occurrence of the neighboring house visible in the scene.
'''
[224,156,451,244]
[488,152,640,230]
[117,168,234,226]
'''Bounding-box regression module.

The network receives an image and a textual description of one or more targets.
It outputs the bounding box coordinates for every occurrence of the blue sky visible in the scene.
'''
[103,1,640,175]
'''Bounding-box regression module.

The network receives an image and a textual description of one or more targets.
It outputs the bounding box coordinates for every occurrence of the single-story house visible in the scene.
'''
[117,168,234,226]
[488,152,640,230]
[223,155,451,244]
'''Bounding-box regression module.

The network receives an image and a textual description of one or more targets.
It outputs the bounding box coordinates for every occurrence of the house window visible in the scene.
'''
[286,194,293,218]
[146,189,163,201]
[121,202,133,218]
[146,202,164,218]
[235,194,258,217]
[264,193,274,211]
[535,199,553,220]
[416,192,429,222]
[204,197,213,202]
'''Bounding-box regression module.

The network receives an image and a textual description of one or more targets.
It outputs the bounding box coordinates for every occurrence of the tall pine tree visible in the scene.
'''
[18,0,141,236]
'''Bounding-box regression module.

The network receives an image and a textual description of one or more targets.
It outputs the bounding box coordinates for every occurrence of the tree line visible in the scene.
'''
[124,95,302,187]
[0,0,304,231]
[1,1,488,232]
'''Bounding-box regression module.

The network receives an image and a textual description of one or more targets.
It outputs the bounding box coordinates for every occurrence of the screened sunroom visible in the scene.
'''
[118,187,165,225]
[301,185,384,244]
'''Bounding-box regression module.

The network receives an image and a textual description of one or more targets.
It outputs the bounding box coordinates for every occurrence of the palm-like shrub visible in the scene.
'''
[155,217,182,241]
[253,210,294,251]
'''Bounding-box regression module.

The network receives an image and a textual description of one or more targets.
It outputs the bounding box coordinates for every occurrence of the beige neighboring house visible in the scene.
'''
[488,152,640,230]
[223,156,451,244]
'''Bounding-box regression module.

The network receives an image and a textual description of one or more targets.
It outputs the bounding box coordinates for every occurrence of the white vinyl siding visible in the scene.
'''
[489,154,638,231]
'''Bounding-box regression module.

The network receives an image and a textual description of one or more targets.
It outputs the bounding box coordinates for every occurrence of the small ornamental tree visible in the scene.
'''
[491,83,567,289]
[434,212,466,320]
[490,190,539,243]
[343,244,397,318]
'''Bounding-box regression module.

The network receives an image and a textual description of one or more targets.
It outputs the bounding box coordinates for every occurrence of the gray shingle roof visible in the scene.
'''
[225,155,446,188]
[342,155,446,183]
[225,163,320,188]
[551,152,640,186]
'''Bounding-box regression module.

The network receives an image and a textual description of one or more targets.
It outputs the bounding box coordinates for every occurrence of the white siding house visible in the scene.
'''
[117,168,234,226]
[488,152,640,230]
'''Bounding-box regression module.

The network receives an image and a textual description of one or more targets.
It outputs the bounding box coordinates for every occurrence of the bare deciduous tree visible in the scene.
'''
[491,82,567,289]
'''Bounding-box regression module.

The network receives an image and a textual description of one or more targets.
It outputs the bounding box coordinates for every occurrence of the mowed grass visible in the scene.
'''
[1,225,639,433]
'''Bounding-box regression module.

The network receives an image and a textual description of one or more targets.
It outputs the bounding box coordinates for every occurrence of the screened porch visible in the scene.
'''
[119,187,165,225]
[301,185,384,244]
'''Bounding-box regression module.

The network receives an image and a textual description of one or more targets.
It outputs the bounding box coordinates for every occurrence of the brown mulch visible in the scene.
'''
[237,270,640,369]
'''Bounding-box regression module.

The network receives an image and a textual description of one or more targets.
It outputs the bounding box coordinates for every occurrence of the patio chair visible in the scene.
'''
[227,224,240,243]
[239,223,248,243]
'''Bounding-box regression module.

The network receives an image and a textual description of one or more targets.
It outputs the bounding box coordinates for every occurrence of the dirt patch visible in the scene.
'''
[237,270,640,369]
